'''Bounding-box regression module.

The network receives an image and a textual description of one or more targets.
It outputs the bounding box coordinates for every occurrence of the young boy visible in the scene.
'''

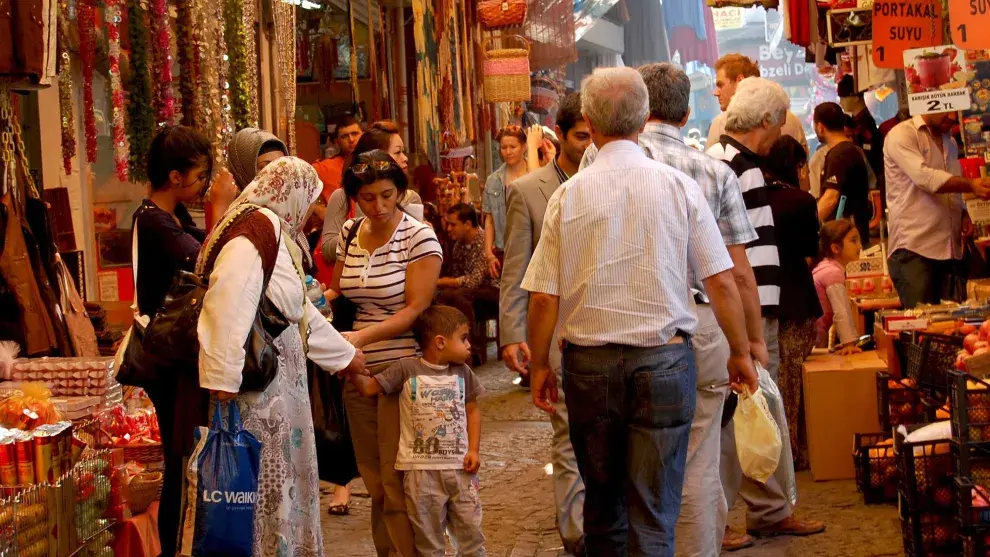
[352,305,487,556]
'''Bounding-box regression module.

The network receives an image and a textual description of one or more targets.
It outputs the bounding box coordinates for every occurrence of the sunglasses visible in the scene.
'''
[351,160,394,178]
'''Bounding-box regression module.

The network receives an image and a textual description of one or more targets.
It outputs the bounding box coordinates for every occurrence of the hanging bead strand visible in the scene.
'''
[125,0,155,182]
[149,0,176,127]
[77,0,97,163]
[105,0,130,181]
[242,0,259,126]
[57,0,76,175]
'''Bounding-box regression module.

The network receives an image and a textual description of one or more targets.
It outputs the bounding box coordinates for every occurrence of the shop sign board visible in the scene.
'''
[872,0,944,69]
[903,45,973,115]
[712,7,744,30]
[950,0,990,49]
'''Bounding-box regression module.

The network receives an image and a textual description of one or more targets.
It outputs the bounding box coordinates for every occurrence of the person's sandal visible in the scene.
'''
[722,528,754,552]
[748,515,826,538]
[327,503,349,516]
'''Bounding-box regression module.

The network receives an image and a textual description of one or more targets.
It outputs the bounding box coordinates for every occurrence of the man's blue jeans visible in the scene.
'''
[562,340,697,557]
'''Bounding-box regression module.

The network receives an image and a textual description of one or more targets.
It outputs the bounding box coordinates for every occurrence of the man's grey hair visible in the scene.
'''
[724,77,790,134]
[580,67,649,137]
[638,63,691,123]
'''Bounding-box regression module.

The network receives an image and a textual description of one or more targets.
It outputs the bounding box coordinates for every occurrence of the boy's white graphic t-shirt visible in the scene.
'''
[375,358,485,470]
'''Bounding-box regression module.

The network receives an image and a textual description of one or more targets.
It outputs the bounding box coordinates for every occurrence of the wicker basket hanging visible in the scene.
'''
[478,0,527,30]
[483,36,532,104]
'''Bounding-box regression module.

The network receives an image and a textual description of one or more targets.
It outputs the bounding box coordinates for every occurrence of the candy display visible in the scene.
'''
[99,405,160,447]
[10,357,115,397]
[0,383,63,430]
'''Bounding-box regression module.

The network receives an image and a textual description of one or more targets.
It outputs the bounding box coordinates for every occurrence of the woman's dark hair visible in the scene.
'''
[819,219,857,261]
[146,126,213,190]
[342,149,408,199]
[259,140,288,157]
[353,120,401,156]
[762,135,808,189]
[446,202,479,227]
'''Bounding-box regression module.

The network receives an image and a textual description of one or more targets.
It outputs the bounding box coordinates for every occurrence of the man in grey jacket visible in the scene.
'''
[499,92,591,556]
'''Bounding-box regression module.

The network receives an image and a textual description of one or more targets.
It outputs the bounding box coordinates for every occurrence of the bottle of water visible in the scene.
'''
[305,275,328,312]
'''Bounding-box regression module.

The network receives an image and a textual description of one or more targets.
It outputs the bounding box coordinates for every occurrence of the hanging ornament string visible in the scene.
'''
[105,0,130,182]
[242,0,259,126]
[77,0,97,164]
[216,0,232,166]
[273,0,296,154]
[57,0,76,176]
[224,0,250,129]
[149,0,175,127]
[176,0,198,125]
[193,0,221,148]
[125,0,155,182]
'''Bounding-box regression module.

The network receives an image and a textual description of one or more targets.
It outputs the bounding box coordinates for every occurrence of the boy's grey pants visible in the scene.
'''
[404,469,487,557]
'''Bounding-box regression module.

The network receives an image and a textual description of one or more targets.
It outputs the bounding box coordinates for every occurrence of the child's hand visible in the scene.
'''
[463,450,481,474]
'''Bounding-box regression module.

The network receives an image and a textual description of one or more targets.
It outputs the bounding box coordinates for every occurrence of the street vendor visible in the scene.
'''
[884,111,990,308]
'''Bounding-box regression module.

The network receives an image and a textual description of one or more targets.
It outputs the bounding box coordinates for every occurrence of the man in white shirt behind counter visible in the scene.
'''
[521,66,758,557]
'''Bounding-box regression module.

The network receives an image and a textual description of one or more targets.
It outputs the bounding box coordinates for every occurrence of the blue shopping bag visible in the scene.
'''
[179,400,262,557]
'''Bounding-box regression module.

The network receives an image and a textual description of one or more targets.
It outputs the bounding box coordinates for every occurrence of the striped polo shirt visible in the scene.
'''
[706,136,781,316]
[337,214,443,366]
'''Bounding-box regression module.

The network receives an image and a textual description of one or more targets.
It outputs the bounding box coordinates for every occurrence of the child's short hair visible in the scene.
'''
[414,305,469,348]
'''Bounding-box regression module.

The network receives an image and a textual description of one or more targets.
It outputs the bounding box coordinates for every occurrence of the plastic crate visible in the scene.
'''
[949,371,990,444]
[900,499,963,557]
[895,424,956,512]
[905,332,963,398]
[878,371,936,431]
[963,530,990,557]
[853,432,897,504]
[954,441,990,529]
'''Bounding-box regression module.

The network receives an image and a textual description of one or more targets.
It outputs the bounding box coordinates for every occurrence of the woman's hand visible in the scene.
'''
[527,124,544,151]
[342,330,368,349]
[837,344,863,356]
[211,389,237,402]
[541,138,557,165]
[208,168,239,206]
[487,254,502,279]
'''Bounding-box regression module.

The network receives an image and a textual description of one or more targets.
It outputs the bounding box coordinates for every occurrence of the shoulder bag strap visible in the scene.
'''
[343,217,365,262]
[130,220,140,315]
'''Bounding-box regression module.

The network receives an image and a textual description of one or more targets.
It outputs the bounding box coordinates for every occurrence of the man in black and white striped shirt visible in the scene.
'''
[523,67,757,557]
[707,77,826,545]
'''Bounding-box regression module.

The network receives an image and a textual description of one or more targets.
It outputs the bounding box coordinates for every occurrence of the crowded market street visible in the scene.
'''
[324,354,901,557]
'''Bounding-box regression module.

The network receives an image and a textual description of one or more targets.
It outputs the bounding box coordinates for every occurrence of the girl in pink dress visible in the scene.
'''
[813,219,864,352]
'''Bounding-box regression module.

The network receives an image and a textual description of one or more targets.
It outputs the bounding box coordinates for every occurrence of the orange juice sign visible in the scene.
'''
[873,0,944,69]
[950,0,990,48]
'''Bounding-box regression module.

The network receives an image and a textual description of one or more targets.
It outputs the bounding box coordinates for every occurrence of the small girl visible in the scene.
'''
[813,219,863,353]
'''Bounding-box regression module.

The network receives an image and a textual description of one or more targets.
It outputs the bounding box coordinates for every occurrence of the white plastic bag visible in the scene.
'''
[756,363,798,507]
[734,363,782,484]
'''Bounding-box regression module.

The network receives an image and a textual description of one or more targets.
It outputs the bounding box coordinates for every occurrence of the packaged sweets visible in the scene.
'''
[32,430,53,485]
[13,430,35,485]
[0,433,16,486]
[0,383,63,430]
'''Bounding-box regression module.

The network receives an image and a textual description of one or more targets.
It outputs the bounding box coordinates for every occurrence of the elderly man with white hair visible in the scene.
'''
[522,66,757,557]
[708,77,827,550]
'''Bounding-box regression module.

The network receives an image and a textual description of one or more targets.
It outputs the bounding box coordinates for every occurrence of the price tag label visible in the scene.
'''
[873,0,944,68]
[950,0,990,49]
[903,45,972,115]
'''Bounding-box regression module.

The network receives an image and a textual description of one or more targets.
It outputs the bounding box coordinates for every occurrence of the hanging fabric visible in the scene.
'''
[412,0,442,168]
[347,0,361,112]
[0,0,58,87]
[367,0,380,121]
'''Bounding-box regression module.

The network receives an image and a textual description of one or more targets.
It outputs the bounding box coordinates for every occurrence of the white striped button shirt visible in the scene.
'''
[521,140,734,348]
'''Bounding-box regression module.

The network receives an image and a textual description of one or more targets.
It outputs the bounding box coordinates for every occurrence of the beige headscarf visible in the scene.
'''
[199,157,323,346]
[227,128,288,190]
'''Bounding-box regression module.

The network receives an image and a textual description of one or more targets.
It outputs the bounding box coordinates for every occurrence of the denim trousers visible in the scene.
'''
[888,249,965,309]
[562,339,697,557]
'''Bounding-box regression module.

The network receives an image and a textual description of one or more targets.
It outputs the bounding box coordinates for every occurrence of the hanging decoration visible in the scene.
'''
[273,0,296,153]
[192,0,227,166]
[347,0,360,107]
[366,0,379,120]
[57,0,76,176]
[125,0,155,182]
[149,0,176,127]
[105,0,130,182]
[215,0,233,163]
[224,0,251,129]
[176,0,198,125]
[78,0,97,164]
[242,0,259,125]
[412,0,442,166]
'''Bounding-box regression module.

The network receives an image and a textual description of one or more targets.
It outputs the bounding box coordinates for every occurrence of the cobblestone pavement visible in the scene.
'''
[321,356,902,556]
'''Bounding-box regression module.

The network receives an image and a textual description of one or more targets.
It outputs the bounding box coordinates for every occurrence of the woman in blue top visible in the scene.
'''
[482,125,528,279]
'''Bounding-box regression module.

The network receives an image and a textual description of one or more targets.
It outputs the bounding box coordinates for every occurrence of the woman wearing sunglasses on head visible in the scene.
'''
[328,150,443,557]
[129,125,214,557]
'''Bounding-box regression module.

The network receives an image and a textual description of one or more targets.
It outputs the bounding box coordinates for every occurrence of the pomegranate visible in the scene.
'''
[965,333,981,353]
[961,324,978,335]
[981,319,990,339]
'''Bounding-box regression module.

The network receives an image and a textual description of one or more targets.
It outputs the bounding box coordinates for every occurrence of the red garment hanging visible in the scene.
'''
[787,0,812,47]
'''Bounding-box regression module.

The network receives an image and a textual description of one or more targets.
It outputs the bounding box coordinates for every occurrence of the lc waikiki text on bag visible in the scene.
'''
[179,400,262,557]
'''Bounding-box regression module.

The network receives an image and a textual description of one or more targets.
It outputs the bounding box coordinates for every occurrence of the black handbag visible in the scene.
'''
[122,209,289,393]
[330,217,364,332]
[308,360,359,485]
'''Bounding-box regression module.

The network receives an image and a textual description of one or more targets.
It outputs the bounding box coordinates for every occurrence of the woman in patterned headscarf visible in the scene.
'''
[189,156,366,556]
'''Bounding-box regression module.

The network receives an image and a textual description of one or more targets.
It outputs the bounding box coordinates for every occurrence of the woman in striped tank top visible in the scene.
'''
[329,150,443,556]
